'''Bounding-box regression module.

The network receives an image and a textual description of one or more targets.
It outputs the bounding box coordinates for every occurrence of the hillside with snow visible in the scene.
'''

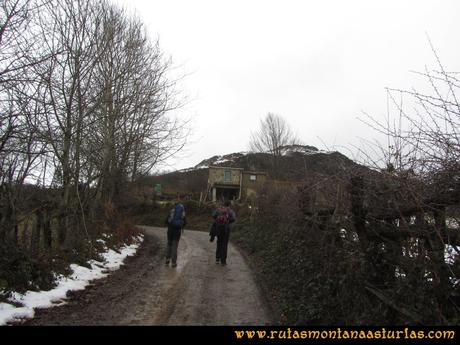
[189,145,365,177]
[146,145,368,197]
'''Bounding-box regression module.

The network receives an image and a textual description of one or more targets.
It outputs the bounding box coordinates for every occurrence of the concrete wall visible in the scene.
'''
[241,172,267,199]
[208,167,242,186]
[208,167,268,201]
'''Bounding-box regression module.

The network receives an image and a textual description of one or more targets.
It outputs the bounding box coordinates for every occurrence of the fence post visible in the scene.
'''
[431,207,449,286]
[350,176,368,250]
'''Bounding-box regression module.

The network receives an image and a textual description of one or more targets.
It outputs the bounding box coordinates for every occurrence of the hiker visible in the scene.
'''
[165,202,186,267]
[211,200,236,265]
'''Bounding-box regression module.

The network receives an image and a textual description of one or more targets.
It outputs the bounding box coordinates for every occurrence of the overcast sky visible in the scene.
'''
[111,0,460,171]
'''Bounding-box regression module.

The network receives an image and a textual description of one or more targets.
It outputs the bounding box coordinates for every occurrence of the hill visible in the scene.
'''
[142,145,368,198]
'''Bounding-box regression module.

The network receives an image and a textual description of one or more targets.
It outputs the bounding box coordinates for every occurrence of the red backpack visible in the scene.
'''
[215,207,230,226]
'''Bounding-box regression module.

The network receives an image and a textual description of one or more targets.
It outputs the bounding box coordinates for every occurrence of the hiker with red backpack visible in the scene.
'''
[211,200,236,266]
[165,202,186,267]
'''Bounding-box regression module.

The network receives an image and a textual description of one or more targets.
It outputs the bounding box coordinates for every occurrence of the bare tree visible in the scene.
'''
[0,0,187,254]
[1,0,45,161]
[249,112,300,177]
[21,0,104,246]
[0,0,49,85]
[90,3,187,204]
[0,0,51,245]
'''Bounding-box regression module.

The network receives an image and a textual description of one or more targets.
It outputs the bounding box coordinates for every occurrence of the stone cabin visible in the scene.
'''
[207,166,267,202]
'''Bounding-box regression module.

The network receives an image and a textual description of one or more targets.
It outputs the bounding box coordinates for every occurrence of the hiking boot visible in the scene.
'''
[172,262,177,267]
[165,259,170,265]
[215,259,220,264]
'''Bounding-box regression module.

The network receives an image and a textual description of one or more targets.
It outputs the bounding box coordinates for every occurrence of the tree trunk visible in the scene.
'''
[43,209,52,250]
[31,209,43,257]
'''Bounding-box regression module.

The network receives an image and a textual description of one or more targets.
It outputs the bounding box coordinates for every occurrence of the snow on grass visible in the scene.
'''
[0,304,34,325]
[395,267,406,278]
[445,244,460,265]
[0,234,144,325]
[446,218,459,229]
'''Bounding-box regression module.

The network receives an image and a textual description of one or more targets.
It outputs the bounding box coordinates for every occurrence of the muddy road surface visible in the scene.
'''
[22,226,271,325]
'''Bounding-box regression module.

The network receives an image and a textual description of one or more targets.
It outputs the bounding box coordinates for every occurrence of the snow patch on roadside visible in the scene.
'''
[0,234,144,325]
[445,244,460,265]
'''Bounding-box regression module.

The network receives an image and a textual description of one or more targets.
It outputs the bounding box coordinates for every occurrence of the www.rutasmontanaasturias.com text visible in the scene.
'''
[233,327,456,340]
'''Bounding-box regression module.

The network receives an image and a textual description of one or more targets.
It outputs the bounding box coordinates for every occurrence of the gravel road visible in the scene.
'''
[21,226,271,325]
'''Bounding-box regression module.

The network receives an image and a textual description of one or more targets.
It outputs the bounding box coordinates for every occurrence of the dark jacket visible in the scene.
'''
[209,206,236,241]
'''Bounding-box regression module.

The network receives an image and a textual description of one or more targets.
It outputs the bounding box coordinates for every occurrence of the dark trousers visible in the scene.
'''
[216,227,230,263]
[166,226,182,264]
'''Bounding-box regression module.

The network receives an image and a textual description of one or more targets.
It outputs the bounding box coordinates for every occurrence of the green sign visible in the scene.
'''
[154,183,162,195]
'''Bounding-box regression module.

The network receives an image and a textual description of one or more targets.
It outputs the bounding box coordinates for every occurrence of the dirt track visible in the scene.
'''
[21,226,271,325]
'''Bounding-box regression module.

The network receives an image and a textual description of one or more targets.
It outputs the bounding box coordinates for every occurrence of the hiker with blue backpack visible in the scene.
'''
[210,200,236,266]
[165,202,186,267]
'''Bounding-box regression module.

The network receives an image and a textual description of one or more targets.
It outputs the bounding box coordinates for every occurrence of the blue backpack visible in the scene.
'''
[169,203,184,228]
